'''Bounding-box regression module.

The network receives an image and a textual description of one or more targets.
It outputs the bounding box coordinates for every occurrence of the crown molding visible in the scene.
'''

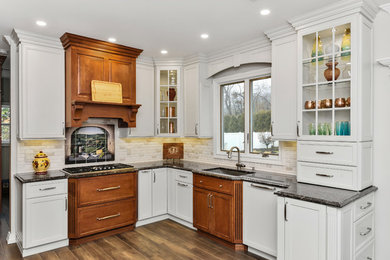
[381,3,390,14]
[290,0,379,30]
[265,24,296,41]
[206,36,271,63]
[153,57,184,66]
[377,57,390,68]
[136,55,154,66]
[11,29,63,49]
[183,53,207,66]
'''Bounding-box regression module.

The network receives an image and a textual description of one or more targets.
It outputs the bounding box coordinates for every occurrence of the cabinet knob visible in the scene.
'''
[219,184,222,188]
[199,180,203,183]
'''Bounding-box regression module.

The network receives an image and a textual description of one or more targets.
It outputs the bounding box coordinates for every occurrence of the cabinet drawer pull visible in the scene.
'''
[315,151,334,155]
[219,184,223,188]
[177,182,188,187]
[210,194,214,209]
[250,183,276,191]
[316,173,334,178]
[96,213,121,221]
[207,194,211,208]
[199,180,203,183]
[96,186,120,192]
[39,187,56,191]
[360,202,372,210]
[179,175,188,178]
[359,227,372,236]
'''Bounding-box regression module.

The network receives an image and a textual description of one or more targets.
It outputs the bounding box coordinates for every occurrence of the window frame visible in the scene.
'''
[213,68,282,165]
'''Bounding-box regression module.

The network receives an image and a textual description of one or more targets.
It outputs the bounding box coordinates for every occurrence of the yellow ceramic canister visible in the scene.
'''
[32,151,50,175]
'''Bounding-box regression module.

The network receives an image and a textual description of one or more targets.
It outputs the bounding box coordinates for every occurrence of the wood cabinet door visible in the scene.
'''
[284,198,326,260]
[108,58,136,104]
[193,187,210,232]
[73,48,105,101]
[210,192,233,242]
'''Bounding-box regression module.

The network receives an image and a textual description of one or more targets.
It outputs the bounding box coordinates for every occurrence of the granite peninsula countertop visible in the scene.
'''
[14,160,378,208]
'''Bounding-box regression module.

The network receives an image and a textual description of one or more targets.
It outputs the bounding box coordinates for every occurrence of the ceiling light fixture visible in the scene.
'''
[36,20,47,27]
[161,50,168,54]
[260,9,271,16]
[108,37,117,43]
[201,34,209,39]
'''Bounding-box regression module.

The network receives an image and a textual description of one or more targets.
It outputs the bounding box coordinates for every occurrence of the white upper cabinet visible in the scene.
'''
[183,61,212,137]
[266,27,298,140]
[155,66,182,136]
[13,30,65,139]
[295,14,373,142]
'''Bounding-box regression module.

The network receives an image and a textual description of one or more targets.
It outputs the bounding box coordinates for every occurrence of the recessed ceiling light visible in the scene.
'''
[260,9,271,16]
[108,37,116,43]
[161,50,168,54]
[201,34,209,39]
[36,20,47,27]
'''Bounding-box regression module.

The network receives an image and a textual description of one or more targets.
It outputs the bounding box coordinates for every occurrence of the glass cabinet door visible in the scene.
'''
[159,69,178,134]
[301,23,351,138]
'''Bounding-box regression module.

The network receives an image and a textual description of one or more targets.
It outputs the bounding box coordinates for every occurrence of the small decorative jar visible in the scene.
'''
[32,151,50,175]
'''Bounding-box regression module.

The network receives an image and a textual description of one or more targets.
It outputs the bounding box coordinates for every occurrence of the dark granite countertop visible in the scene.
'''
[15,170,68,183]
[275,182,378,208]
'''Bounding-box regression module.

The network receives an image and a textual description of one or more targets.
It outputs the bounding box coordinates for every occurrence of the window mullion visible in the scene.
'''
[244,79,250,155]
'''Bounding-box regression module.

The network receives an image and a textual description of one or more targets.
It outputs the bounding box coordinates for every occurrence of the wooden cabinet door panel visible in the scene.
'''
[193,187,210,232]
[75,50,105,100]
[108,58,135,103]
[211,192,233,242]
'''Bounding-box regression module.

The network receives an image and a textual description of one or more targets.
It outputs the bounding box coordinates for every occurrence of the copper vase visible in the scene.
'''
[168,88,176,101]
[324,62,340,81]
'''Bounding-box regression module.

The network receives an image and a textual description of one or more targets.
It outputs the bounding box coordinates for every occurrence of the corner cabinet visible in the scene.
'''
[12,30,65,139]
[183,62,212,137]
[155,66,181,136]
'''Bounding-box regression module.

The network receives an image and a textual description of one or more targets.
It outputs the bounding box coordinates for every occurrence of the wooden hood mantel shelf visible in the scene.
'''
[61,33,143,128]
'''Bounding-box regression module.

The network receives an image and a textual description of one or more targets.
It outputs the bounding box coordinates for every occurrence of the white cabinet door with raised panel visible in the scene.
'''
[152,168,167,216]
[167,169,176,215]
[19,42,65,139]
[25,194,67,248]
[138,170,153,220]
[184,64,200,136]
[175,181,193,223]
[283,198,327,260]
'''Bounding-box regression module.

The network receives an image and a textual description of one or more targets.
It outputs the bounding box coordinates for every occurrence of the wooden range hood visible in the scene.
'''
[60,33,143,128]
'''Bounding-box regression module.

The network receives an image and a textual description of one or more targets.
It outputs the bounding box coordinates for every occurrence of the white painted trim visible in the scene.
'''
[17,238,68,257]
[11,29,63,49]
[248,247,276,260]
[212,67,283,166]
[183,53,207,66]
[137,55,154,66]
[381,3,390,14]
[153,58,184,66]
[136,214,195,230]
[265,24,296,41]
[290,0,379,30]
[377,57,390,68]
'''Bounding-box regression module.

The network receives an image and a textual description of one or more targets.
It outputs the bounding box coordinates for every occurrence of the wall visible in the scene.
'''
[372,9,390,260]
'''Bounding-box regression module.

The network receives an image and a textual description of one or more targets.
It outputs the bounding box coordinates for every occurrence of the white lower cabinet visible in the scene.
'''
[152,168,168,216]
[16,179,68,257]
[174,180,193,223]
[243,181,281,259]
[277,193,375,260]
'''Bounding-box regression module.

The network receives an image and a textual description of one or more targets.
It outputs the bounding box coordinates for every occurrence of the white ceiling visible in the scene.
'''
[0,0,388,57]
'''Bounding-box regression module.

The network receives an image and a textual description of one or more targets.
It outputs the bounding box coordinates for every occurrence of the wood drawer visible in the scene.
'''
[297,141,357,166]
[354,193,374,221]
[175,170,193,184]
[194,174,233,195]
[78,173,136,207]
[297,162,357,190]
[356,239,374,260]
[26,179,67,199]
[354,212,374,252]
[78,198,136,237]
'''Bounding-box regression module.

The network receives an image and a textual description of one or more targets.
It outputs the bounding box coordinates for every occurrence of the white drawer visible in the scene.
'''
[175,170,193,184]
[354,193,375,221]
[355,239,374,260]
[354,212,374,252]
[297,141,357,166]
[297,162,357,190]
[25,179,67,199]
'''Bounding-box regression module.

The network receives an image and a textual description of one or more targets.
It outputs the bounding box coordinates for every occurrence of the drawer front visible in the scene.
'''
[175,170,193,184]
[194,174,233,195]
[297,162,357,190]
[354,212,374,252]
[78,173,136,206]
[78,198,136,237]
[354,193,375,221]
[298,141,357,166]
[26,179,67,199]
[356,239,374,260]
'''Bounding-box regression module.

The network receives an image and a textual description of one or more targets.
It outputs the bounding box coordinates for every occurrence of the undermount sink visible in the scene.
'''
[202,167,255,176]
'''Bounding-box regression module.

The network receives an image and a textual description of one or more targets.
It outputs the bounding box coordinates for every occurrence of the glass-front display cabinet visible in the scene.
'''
[156,67,181,136]
[298,22,356,141]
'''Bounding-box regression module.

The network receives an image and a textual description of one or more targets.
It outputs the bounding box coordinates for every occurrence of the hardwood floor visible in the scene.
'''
[0,219,264,260]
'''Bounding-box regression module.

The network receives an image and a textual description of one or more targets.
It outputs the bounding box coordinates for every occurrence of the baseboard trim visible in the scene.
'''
[136,214,195,230]
[18,239,69,257]
[247,247,276,260]
[6,231,17,244]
